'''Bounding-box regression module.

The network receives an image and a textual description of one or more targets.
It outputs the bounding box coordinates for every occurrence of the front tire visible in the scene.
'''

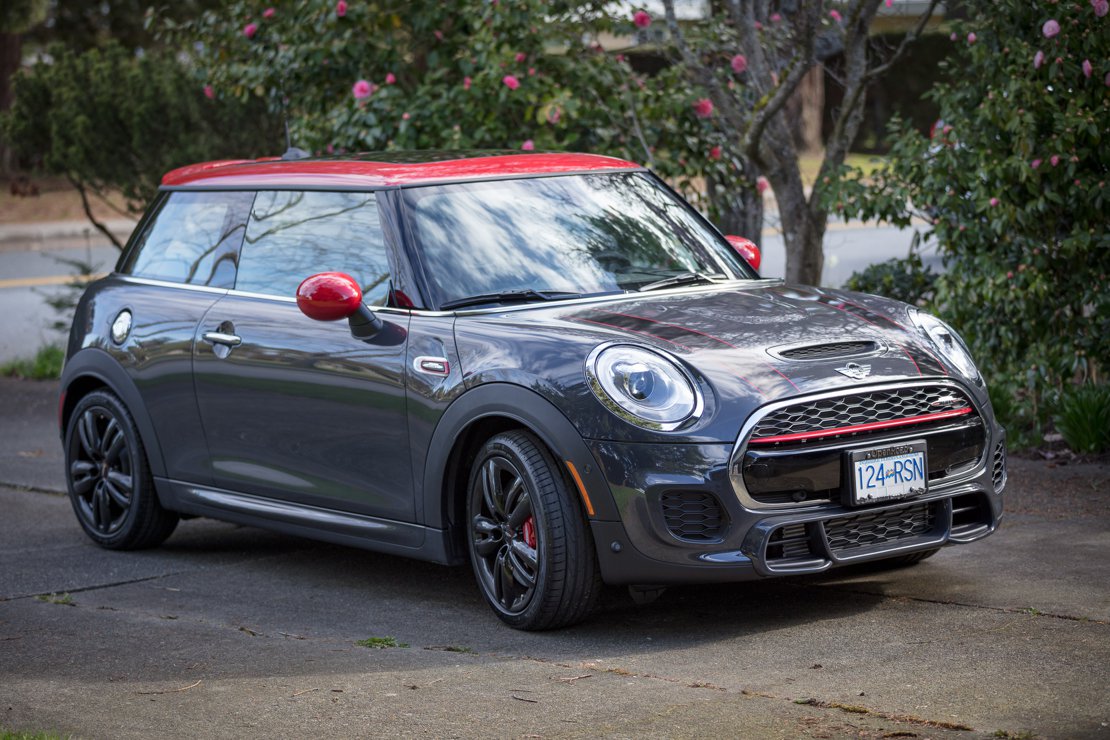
[64,390,178,550]
[466,430,600,630]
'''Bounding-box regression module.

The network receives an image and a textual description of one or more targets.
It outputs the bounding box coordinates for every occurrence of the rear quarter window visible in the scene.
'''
[121,191,254,287]
[235,191,392,306]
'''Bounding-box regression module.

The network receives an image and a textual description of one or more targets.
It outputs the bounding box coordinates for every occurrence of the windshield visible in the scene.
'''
[403,172,756,308]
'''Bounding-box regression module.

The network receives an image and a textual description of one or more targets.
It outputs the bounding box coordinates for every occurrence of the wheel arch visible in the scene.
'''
[422,383,618,558]
[60,348,168,480]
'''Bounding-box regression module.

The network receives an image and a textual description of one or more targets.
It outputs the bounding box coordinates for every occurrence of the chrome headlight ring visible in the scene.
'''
[585,343,704,431]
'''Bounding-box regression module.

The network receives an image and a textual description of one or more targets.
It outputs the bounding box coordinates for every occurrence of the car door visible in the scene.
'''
[191,189,414,521]
[115,189,255,485]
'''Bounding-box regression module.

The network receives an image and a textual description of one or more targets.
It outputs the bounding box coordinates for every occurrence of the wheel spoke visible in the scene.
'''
[482,460,506,519]
[70,461,97,495]
[472,516,501,556]
[106,469,132,496]
[102,427,126,465]
[508,540,537,587]
[93,485,111,531]
[493,548,510,604]
[78,411,100,459]
[506,495,532,530]
[104,479,130,508]
[99,418,120,457]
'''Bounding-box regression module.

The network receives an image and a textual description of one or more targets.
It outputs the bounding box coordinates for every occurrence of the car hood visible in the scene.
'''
[453,281,962,443]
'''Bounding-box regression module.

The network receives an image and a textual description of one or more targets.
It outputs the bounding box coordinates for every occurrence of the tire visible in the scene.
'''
[466,430,601,630]
[873,547,941,569]
[64,389,179,550]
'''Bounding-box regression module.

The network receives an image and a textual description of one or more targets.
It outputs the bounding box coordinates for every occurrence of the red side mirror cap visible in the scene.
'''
[725,235,761,272]
[296,272,364,322]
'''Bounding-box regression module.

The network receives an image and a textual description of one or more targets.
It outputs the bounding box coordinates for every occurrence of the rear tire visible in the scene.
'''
[466,430,601,630]
[64,390,179,550]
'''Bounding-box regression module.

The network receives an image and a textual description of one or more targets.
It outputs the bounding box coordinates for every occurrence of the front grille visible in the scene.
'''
[779,341,879,361]
[750,385,975,445]
[661,491,726,542]
[767,523,815,561]
[992,440,1007,492]
[824,502,935,553]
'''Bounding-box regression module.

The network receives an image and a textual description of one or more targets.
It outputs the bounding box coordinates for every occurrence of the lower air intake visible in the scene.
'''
[661,491,726,542]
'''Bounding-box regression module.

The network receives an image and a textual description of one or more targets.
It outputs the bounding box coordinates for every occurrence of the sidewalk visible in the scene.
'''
[0,218,136,249]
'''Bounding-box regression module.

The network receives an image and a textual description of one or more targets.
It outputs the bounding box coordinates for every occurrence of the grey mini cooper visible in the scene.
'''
[60,151,1006,630]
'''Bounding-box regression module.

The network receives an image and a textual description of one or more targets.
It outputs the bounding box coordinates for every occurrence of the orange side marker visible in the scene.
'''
[564,460,595,517]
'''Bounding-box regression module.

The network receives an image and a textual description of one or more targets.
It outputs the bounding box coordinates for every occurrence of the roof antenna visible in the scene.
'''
[280,98,310,161]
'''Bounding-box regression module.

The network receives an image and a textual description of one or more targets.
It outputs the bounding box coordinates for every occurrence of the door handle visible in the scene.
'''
[202,331,242,347]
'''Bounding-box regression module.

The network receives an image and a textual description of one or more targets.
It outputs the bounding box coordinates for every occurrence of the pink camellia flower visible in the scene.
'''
[385,72,396,84]
[203,84,215,99]
[1094,0,1108,17]
[527,67,536,76]
[402,112,410,120]
[243,22,258,38]
[1105,71,1110,87]
[754,20,763,30]
[515,52,526,63]
[829,9,842,22]
[463,76,472,90]
[502,75,520,90]
[633,10,651,28]
[693,98,713,118]
[950,32,957,41]
[967,32,977,44]
[1082,59,1093,78]
[434,29,444,41]
[1006,271,1014,279]
[1031,159,1042,169]
[263,7,275,18]
[990,197,1000,207]
[1050,155,1060,167]
[770,13,782,22]
[1034,50,1045,68]
[731,54,747,74]
[756,176,770,194]
[1042,19,1060,38]
[885,0,892,6]
[709,146,722,160]
[336,0,347,16]
[547,106,561,124]
[326,143,334,154]
[521,139,535,151]
[352,79,372,99]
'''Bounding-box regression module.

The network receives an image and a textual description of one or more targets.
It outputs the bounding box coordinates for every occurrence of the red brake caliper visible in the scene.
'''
[522,517,537,549]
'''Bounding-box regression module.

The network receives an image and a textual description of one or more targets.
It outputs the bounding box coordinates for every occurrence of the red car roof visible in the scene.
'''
[161,151,642,188]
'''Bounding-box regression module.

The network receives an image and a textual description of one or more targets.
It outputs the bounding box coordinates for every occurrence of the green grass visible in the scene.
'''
[0,345,64,380]
[1,730,70,739]
[34,593,73,606]
[355,636,408,649]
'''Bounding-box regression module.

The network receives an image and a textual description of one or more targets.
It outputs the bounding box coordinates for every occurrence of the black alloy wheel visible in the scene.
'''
[467,430,600,630]
[64,390,178,550]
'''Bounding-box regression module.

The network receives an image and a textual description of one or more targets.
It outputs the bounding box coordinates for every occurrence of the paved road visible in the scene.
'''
[0,377,1107,739]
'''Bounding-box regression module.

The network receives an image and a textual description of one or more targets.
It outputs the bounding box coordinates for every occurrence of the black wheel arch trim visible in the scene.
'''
[60,348,168,481]
[421,382,621,534]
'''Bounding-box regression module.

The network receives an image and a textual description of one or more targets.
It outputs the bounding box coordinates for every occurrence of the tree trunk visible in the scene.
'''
[796,66,825,155]
[707,173,764,245]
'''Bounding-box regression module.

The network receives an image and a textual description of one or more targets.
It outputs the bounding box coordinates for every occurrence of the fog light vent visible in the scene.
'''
[991,440,1007,492]
[661,491,725,542]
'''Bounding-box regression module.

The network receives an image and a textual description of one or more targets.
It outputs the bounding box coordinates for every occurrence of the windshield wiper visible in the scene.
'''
[637,271,726,293]
[440,288,582,310]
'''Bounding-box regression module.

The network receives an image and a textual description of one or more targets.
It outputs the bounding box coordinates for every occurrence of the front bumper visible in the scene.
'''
[585,430,1005,586]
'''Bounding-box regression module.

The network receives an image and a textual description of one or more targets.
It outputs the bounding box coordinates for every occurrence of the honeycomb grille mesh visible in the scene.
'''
[779,341,879,360]
[992,440,1007,492]
[661,491,725,542]
[751,385,975,442]
[824,502,935,553]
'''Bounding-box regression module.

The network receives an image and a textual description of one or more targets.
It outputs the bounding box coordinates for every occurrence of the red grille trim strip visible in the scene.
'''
[749,406,973,445]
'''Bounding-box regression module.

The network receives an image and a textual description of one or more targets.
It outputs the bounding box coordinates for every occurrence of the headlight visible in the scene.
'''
[586,344,702,430]
[910,309,981,382]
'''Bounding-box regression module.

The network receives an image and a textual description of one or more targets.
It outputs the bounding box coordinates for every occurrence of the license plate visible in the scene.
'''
[849,442,928,505]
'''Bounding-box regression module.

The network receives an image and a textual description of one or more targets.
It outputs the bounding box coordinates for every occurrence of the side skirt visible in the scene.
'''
[156,478,462,565]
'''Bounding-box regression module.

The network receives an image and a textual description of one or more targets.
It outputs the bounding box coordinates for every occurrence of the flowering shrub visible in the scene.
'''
[831,0,1109,438]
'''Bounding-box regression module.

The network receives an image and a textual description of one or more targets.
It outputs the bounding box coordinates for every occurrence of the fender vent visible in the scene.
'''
[991,440,1007,492]
[778,341,880,361]
[661,491,726,542]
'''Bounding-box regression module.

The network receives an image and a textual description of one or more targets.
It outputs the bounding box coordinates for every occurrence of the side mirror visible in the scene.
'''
[725,235,761,272]
[296,272,383,338]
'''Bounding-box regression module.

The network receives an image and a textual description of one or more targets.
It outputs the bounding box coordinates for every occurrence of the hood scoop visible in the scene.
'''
[773,340,881,362]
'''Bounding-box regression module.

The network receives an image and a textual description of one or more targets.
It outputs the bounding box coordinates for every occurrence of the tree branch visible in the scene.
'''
[864,0,941,82]
[68,175,125,251]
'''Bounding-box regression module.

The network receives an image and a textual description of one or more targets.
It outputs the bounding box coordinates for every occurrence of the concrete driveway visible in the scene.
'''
[1,377,1107,739]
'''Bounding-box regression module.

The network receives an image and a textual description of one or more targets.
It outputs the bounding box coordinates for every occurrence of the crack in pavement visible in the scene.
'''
[794,581,1110,625]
